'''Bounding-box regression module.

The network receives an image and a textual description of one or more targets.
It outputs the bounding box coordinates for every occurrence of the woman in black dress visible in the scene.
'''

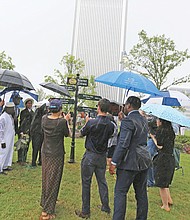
[150,118,175,212]
[40,99,71,220]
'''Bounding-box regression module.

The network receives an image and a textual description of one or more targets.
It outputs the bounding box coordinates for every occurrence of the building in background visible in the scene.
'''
[71,0,128,103]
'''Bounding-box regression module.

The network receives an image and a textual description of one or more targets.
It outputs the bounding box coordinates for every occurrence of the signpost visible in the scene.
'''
[78,78,88,87]
[77,106,97,112]
[65,85,76,92]
[61,98,75,104]
[67,77,100,163]
[67,77,88,87]
[78,94,102,101]
[68,74,79,163]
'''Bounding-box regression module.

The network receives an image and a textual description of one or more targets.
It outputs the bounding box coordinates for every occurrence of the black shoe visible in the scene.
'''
[75,210,90,219]
[38,162,42,166]
[3,167,13,171]
[0,171,8,175]
[98,205,111,214]
[26,164,37,169]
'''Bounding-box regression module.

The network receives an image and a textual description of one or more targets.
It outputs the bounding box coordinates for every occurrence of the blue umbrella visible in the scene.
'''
[95,71,161,96]
[141,90,190,106]
[141,103,190,127]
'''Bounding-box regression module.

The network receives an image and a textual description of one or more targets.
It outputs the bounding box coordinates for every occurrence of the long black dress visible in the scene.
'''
[41,115,69,215]
[153,127,175,188]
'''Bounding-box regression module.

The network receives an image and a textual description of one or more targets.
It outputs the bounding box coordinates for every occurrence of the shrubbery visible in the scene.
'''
[175,135,190,150]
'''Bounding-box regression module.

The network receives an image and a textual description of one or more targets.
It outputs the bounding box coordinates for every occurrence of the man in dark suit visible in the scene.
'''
[18,98,34,165]
[109,96,149,220]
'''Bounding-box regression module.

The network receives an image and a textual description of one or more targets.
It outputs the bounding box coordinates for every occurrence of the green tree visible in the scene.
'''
[0,51,15,70]
[36,88,47,101]
[122,30,190,90]
[44,53,97,112]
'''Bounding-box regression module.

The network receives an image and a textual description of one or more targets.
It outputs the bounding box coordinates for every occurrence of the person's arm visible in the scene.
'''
[79,117,91,137]
[0,118,6,148]
[64,113,72,137]
[150,133,163,149]
[109,118,134,175]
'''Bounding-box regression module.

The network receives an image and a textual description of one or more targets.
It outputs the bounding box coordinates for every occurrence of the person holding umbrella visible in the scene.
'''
[0,98,5,114]
[30,103,48,167]
[150,118,175,212]
[10,91,23,135]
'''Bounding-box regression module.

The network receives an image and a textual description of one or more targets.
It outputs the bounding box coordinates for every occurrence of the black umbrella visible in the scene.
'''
[0,69,35,90]
[40,82,71,97]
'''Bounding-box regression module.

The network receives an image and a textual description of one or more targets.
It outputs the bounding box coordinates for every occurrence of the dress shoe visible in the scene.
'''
[0,171,8,175]
[26,164,37,169]
[3,167,13,171]
[38,162,42,166]
[97,205,111,214]
[75,210,90,219]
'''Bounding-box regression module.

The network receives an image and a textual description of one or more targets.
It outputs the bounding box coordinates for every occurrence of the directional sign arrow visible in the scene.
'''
[78,94,102,101]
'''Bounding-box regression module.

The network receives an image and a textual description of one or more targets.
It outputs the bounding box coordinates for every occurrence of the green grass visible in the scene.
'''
[0,138,190,220]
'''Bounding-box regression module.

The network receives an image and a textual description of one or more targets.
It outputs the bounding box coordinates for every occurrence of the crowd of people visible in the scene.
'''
[0,94,177,220]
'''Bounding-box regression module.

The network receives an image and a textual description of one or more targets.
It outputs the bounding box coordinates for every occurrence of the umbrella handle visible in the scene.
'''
[122,89,129,104]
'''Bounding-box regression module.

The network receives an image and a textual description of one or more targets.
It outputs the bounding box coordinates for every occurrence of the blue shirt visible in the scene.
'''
[80,115,114,154]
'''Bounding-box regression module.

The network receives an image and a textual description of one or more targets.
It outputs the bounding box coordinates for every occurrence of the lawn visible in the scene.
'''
[0,137,189,220]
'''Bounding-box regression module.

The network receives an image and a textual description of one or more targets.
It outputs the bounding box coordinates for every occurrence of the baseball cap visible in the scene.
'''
[49,99,62,110]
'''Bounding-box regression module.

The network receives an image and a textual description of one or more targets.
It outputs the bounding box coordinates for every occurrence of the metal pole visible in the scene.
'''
[69,73,80,163]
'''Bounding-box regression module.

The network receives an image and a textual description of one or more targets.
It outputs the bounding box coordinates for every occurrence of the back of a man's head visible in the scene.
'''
[126,96,141,110]
[98,98,110,113]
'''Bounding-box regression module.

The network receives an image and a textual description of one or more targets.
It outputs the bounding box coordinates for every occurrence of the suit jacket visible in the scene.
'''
[19,108,34,134]
[112,111,149,171]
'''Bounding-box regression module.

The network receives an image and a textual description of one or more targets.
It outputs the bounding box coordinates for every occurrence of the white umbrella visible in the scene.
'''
[141,90,190,106]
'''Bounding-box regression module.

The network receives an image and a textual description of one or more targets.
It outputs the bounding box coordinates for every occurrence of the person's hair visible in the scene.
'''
[148,117,157,135]
[98,98,111,113]
[159,118,172,129]
[125,96,141,109]
[50,108,61,113]
[25,99,33,105]
[157,118,175,138]
[0,98,2,102]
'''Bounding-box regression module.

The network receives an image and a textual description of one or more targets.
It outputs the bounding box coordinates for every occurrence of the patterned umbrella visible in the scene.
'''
[141,90,190,106]
[141,103,190,127]
[95,71,161,96]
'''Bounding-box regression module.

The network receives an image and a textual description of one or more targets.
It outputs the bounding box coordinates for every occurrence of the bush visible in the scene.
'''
[175,135,190,150]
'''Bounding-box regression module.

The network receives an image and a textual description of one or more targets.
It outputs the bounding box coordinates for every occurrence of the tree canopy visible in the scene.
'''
[44,53,97,112]
[0,51,15,70]
[122,30,190,90]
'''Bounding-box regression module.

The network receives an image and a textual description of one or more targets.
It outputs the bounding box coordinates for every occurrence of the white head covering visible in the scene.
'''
[5,102,15,108]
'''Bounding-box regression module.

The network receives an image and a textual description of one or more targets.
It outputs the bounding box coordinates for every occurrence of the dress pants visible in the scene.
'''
[113,168,148,220]
[31,133,43,166]
[147,138,157,187]
[81,150,110,214]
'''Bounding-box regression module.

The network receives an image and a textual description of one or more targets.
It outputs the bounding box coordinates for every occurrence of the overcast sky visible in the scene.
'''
[0,0,190,91]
